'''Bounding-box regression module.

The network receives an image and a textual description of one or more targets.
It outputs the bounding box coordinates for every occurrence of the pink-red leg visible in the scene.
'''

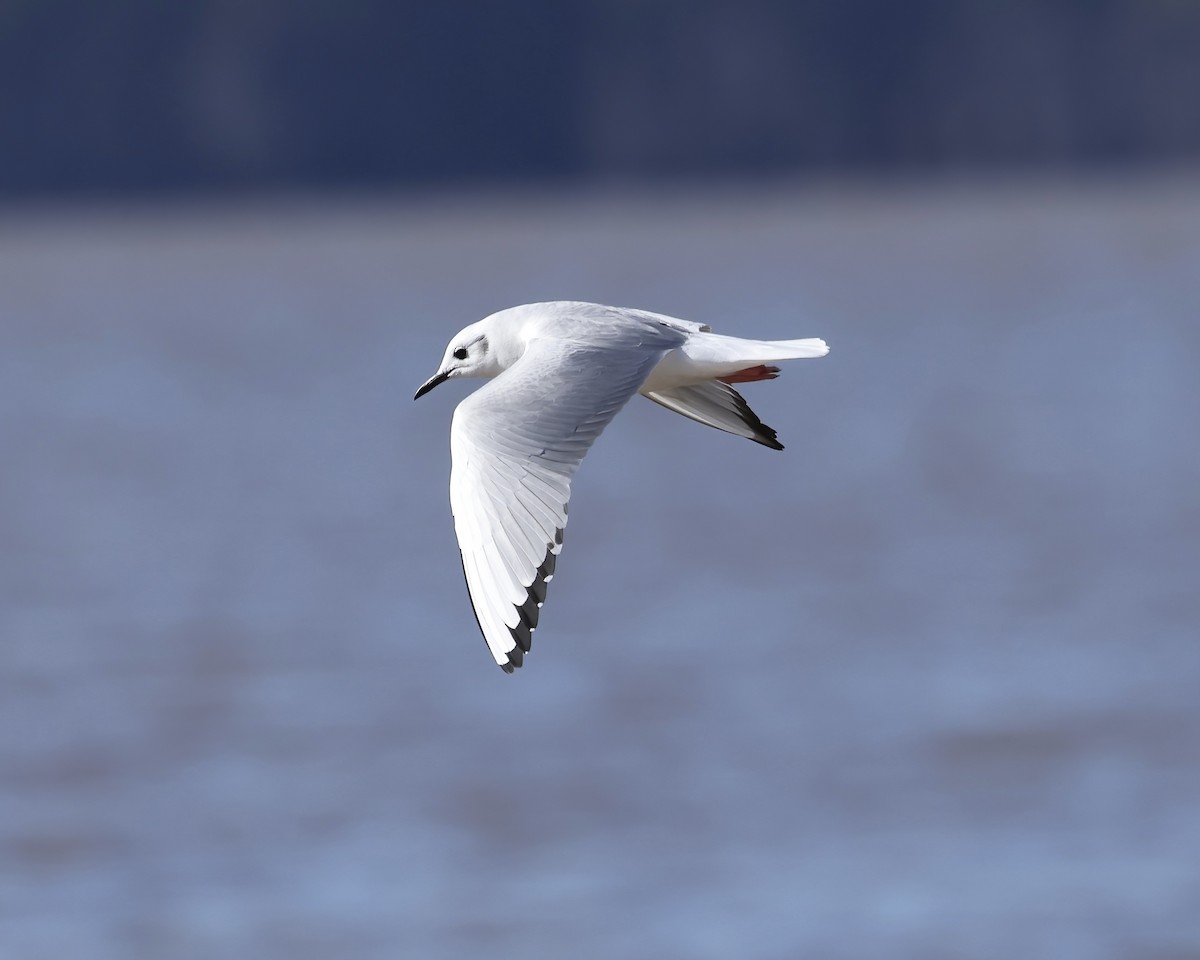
[718,364,781,385]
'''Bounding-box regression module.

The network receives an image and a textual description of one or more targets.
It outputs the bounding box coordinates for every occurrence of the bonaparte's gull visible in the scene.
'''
[415,301,829,672]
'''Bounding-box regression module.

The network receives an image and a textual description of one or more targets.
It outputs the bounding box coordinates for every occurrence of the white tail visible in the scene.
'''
[684,332,829,365]
[766,337,829,359]
[640,328,828,396]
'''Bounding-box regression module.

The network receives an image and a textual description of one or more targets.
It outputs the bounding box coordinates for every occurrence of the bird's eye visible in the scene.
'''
[453,347,468,360]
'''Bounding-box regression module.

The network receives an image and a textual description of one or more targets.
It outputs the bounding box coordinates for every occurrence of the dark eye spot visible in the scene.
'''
[452,347,468,360]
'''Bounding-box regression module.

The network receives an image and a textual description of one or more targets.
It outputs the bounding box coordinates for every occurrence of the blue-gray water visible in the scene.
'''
[3,178,1199,959]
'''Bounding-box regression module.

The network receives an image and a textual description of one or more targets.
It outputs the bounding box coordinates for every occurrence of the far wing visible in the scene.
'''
[449,324,683,672]
[643,380,783,449]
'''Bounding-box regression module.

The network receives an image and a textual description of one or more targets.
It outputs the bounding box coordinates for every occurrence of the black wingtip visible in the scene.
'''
[499,535,561,671]
[726,385,784,449]
[464,531,565,675]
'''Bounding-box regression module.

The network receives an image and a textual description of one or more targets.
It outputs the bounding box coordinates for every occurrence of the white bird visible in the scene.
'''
[414,301,829,672]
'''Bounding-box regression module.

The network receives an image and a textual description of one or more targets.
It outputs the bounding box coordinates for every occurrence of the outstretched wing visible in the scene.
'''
[449,322,684,671]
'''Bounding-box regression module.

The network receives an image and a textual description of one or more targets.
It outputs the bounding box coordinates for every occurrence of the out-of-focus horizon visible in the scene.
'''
[4,0,1200,200]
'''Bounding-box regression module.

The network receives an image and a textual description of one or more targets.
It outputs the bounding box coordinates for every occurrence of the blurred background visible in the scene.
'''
[3,2,1199,958]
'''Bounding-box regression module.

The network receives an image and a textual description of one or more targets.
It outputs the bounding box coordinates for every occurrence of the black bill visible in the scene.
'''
[414,370,450,400]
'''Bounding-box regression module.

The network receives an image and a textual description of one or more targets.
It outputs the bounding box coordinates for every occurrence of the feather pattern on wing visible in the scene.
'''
[449,317,685,671]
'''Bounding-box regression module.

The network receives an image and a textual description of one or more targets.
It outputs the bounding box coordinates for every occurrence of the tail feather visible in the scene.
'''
[677,333,829,380]
[720,336,829,361]
[641,333,829,394]
[771,337,829,359]
[644,380,783,450]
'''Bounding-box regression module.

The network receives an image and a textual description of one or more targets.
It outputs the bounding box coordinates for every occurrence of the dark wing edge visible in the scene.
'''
[644,380,784,450]
[461,527,563,673]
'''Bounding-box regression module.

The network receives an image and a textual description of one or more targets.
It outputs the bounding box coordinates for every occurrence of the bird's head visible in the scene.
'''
[414,318,508,399]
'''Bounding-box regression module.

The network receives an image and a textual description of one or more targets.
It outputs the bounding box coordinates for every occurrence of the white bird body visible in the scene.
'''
[414,301,829,672]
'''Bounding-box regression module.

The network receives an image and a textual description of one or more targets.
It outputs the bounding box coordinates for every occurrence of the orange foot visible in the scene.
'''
[718,364,781,385]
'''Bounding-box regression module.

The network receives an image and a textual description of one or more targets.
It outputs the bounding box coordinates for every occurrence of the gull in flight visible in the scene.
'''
[414,301,829,672]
